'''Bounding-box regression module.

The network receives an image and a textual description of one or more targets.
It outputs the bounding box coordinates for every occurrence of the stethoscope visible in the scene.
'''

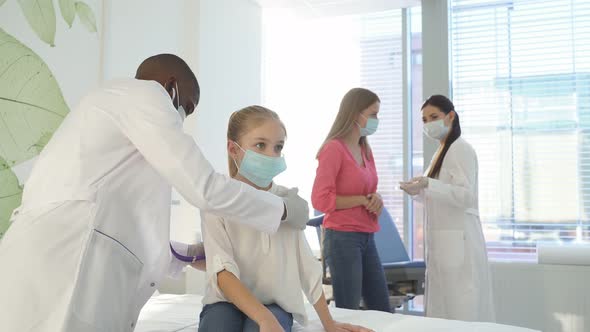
[169,243,205,263]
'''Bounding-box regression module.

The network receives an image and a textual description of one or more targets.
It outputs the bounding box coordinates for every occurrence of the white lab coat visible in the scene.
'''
[0,79,284,332]
[414,137,495,322]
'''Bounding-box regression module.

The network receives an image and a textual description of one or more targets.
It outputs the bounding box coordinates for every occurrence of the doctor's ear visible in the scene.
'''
[164,77,177,96]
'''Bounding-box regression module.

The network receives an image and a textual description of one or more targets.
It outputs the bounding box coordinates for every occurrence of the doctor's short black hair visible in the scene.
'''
[135,53,200,105]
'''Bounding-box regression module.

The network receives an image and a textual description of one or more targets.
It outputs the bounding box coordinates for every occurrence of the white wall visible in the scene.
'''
[101,0,263,246]
[101,0,199,82]
[194,0,263,171]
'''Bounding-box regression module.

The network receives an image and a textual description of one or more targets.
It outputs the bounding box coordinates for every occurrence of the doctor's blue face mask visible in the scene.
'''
[232,142,287,188]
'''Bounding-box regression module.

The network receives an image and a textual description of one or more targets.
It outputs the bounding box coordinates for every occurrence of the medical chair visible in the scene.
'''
[307,207,425,308]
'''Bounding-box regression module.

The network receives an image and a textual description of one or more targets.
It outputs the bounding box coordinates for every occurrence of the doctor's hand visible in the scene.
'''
[399,176,428,196]
[365,193,383,216]
[280,187,310,230]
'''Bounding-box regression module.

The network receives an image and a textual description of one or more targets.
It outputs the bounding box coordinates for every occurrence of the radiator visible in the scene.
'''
[492,262,590,332]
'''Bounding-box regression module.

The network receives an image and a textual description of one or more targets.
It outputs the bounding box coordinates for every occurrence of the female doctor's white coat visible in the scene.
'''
[0,79,285,332]
[413,137,495,322]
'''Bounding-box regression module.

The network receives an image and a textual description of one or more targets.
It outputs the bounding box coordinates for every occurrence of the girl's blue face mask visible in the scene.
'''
[233,142,287,188]
[357,114,379,136]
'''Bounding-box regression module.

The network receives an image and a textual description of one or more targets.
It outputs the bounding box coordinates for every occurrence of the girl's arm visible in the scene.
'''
[312,293,373,332]
[217,271,282,330]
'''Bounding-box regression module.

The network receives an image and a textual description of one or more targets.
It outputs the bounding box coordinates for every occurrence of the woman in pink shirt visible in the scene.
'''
[311,88,391,312]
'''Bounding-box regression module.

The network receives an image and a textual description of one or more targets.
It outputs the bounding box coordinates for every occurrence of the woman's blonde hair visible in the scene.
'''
[317,88,380,160]
[227,105,286,177]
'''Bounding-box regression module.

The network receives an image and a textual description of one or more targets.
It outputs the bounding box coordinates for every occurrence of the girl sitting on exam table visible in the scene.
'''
[198,106,373,332]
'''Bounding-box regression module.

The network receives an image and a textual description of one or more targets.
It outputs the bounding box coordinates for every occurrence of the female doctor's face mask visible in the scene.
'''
[422,105,455,140]
[232,142,287,188]
[423,119,449,140]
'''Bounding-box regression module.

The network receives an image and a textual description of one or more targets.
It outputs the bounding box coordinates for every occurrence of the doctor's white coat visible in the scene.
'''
[415,137,495,322]
[0,79,284,332]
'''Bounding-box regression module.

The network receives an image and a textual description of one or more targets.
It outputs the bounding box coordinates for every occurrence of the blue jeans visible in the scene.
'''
[323,229,392,312]
[198,302,293,332]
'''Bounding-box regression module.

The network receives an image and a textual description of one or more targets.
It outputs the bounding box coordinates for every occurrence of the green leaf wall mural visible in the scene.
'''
[59,0,75,27]
[75,1,96,33]
[0,156,22,238]
[0,28,69,166]
[17,0,57,47]
[0,0,97,238]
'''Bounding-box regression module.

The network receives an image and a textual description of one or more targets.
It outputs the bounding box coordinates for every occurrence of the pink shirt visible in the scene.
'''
[311,139,379,233]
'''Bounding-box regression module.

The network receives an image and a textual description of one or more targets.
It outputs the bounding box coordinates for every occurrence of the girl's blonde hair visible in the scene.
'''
[317,88,380,160]
[227,105,286,177]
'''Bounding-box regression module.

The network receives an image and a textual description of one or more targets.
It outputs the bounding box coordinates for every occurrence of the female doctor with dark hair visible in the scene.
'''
[400,95,495,322]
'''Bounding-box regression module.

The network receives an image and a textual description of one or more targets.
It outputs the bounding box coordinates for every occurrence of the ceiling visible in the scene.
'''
[253,0,421,17]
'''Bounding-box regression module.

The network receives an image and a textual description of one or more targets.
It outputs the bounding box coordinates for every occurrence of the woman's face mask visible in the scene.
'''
[356,103,380,137]
[357,113,379,136]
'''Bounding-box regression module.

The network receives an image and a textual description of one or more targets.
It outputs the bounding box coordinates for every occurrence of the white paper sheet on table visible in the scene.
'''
[136,294,539,332]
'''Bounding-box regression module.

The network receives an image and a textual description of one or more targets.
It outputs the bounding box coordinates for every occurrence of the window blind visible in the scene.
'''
[450,0,590,260]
